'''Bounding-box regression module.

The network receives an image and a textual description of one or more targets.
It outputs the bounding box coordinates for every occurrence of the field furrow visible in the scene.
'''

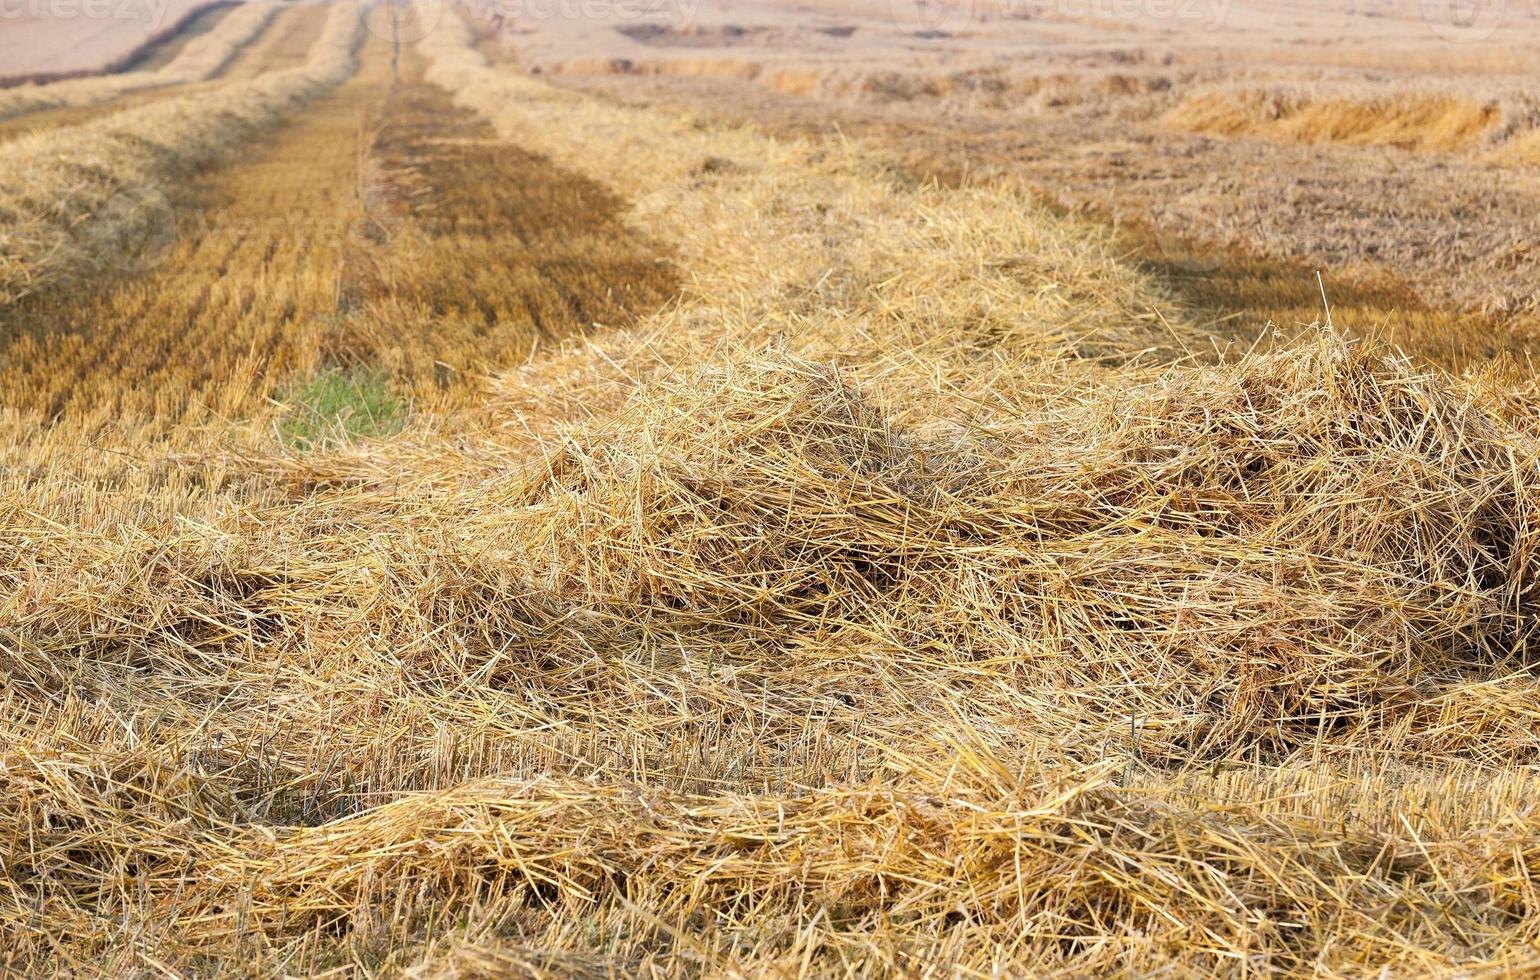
[217,1,334,80]
[353,64,678,404]
[0,47,380,431]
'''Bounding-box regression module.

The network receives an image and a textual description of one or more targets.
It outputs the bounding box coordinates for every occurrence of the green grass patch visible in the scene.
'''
[280,366,404,450]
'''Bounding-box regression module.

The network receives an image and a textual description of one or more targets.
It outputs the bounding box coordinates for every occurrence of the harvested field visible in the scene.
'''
[0,1,289,144]
[355,73,678,402]
[218,0,334,79]
[0,5,299,145]
[0,0,282,126]
[0,0,221,85]
[0,32,388,432]
[512,0,1540,335]
[0,0,362,305]
[556,66,1540,362]
[5,1,1540,976]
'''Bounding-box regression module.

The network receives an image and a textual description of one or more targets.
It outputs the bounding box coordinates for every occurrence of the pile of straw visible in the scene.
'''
[503,338,1540,760]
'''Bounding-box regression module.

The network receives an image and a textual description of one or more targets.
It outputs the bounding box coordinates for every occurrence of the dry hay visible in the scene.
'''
[513,337,1540,758]
[1489,127,1540,167]
[8,325,1540,971]
[1165,86,1503,153]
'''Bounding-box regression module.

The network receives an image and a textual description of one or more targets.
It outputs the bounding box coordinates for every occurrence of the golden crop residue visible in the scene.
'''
[0,35,390,435]
[1119,222,1540,369]
[0,0,362,307]
[656,106,1537,370]
[1489,127,1540,167]
[0,0,284,140]
[7,8,1540,977]
[0,0,334,146]
[0,37,678,442]
[1165,89,1502,153]
[119,4,243,73]
[0,84,190,143]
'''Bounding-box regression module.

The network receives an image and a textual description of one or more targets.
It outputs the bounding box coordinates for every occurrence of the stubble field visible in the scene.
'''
[3,0,1540,975]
